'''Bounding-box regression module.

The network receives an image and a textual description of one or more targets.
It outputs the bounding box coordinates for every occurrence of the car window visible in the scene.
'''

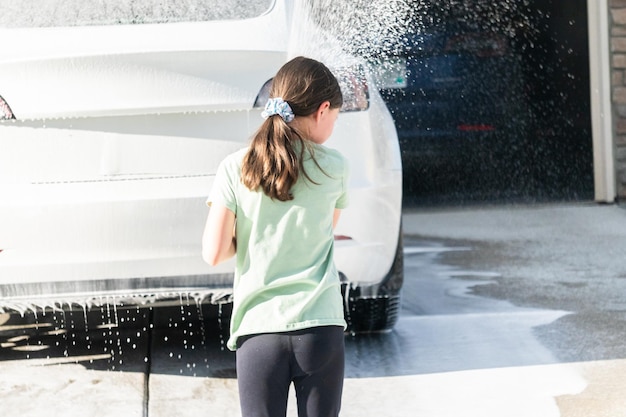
[0,0,274,28]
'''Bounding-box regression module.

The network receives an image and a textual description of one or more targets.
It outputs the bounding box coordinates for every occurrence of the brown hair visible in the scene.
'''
[241,56,343,201]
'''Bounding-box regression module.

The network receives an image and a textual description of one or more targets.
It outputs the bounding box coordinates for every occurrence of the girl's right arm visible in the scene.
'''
[202,203,236,266]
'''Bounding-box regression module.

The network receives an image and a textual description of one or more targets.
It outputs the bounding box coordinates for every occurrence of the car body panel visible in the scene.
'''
[0,0,402,311]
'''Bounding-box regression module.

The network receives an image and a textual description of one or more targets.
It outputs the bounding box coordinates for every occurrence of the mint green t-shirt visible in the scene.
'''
[208,143,349,351]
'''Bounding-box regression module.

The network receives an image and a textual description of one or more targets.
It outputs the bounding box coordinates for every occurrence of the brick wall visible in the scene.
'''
[610,0,626,198]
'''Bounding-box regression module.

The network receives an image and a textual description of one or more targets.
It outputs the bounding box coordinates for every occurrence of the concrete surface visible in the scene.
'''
[1,202,625,417]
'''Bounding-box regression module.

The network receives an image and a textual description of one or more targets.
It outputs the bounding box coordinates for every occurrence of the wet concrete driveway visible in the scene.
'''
[2,203,626,416]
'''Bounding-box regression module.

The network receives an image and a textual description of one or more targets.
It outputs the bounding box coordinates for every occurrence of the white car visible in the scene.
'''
[0,0,403,332]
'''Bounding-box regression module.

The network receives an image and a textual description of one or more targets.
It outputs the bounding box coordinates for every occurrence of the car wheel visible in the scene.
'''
[343,230,404,333]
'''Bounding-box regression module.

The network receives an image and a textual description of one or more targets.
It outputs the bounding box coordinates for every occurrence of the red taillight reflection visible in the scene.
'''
[457,124,495,132]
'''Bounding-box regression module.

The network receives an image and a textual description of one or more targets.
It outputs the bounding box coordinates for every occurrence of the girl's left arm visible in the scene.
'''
[202,203,237,266]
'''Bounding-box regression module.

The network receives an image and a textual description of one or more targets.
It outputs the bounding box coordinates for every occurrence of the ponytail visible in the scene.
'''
[241,56,343,201]
[242,116,305,201]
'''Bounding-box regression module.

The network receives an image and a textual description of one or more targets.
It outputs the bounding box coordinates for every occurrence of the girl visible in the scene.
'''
[202,56,348,417]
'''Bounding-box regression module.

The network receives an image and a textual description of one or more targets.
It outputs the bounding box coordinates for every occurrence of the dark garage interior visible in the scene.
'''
[377,0,594,206]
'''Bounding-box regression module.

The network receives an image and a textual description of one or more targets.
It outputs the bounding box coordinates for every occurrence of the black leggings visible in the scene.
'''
[236,326,345,417]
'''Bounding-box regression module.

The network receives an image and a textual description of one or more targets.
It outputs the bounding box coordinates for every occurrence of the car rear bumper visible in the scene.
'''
[0,177,401,313]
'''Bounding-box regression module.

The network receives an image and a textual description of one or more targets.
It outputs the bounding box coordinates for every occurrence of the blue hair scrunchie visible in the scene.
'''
[261,97,295,123]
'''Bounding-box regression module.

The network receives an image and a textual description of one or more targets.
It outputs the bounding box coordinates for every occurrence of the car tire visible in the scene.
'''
[342,229,404,333]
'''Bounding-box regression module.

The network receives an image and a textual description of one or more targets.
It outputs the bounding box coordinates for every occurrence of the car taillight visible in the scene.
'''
[334,66,369,112]
[253,79,273,109]
[0,95,15,120]
[253,66,370,113]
